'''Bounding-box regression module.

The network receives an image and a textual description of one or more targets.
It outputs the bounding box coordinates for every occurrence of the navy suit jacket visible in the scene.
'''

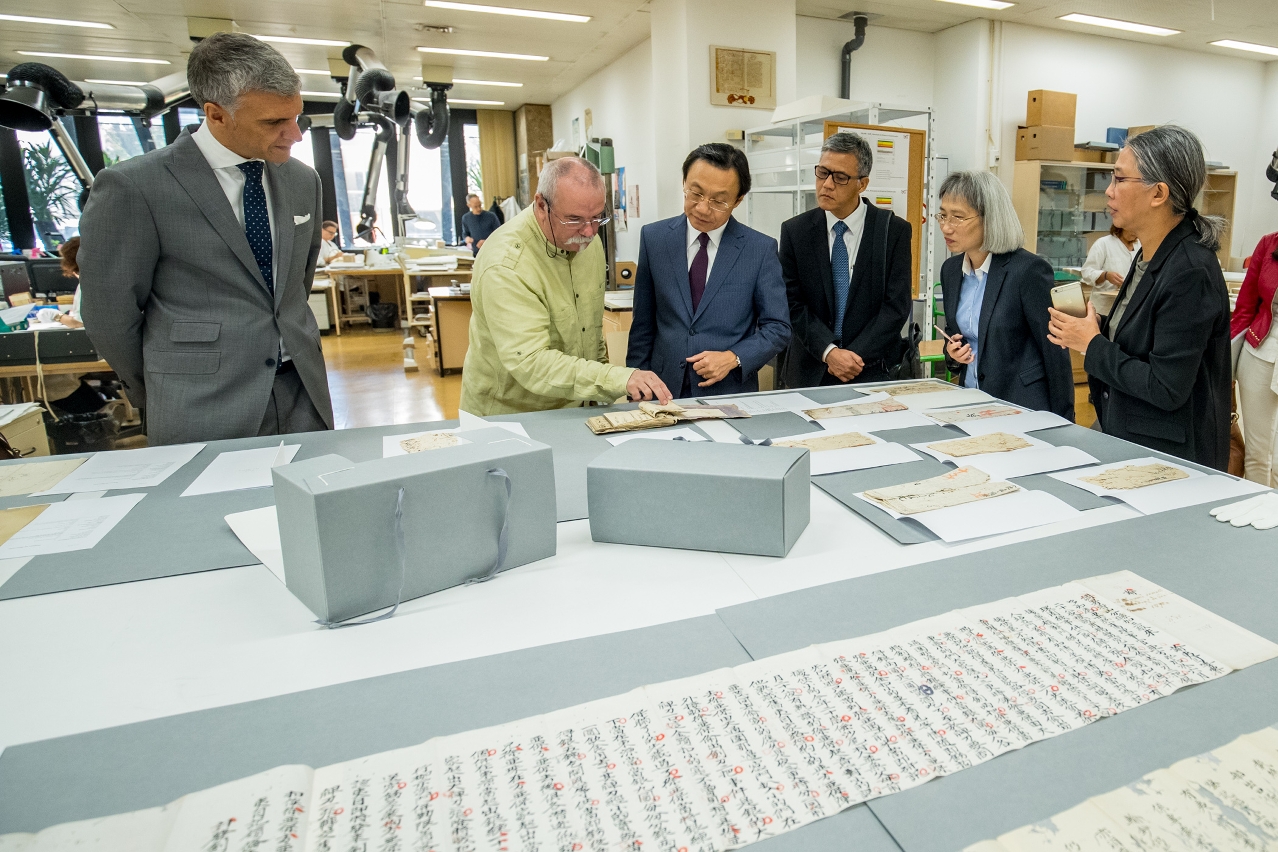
[627,214,791,396]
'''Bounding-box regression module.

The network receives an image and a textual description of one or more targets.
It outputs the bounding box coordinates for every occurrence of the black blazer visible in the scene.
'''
[779,201,913,388]
[940,248,1074,420]
[1086,217,1231,470]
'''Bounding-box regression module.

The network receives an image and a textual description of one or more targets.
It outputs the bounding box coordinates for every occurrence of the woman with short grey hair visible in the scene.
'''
[1048,125,1231,469]
[937,170,1074,418]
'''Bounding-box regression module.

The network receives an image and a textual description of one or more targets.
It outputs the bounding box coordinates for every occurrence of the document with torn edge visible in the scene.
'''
[8,571,1273,852]
[586,402,750,435]
[924,403,1022,424]
[805,398,908,420]
[925,432,1033,457]
[862,466,1019,515]
[772,431,876,452]
[1079,462,1189,490]
[874,380,956,396]
[400,433,471,454]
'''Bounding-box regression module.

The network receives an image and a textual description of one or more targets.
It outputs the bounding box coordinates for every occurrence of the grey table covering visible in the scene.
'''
[714,495,1278,852]
[0,612,902,852]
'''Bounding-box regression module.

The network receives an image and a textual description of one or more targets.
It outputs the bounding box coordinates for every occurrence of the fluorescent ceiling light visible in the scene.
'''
[301,91,342,99]
[449,98,506,105]
[423,1,590,23]
[418,46,548,61]
[1210,39,1278,57]
[936,0,1015,10]
[85,78,148,86]
[1058,13,1179,36]
[17,51,171,64]
[0,13,113,29]
[254,34,350,47]
[293,68,335,76]
[415,76,523,87]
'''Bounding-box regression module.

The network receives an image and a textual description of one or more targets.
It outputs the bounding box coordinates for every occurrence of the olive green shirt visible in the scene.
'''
[460,206,633,415]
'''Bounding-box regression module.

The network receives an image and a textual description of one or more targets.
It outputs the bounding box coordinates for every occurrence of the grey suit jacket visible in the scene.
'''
[78,130,334,445]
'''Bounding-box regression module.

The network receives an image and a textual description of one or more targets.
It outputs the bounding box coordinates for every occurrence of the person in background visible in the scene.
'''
[780,132,912,388]
[318,220,343,266]
[1048,125,1230,470]
[1080,224,1139,316]
[55,236,84,329]
[627,143,790,398]
[1230,230,1278,485]
[461,193,502,256]
[939,170,1074,419]
[460,157,670,415]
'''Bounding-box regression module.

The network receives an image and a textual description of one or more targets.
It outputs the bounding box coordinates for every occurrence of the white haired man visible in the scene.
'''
[460,157,671,415]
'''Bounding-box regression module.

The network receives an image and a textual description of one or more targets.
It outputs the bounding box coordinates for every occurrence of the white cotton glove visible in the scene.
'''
[1209,492,1278,530]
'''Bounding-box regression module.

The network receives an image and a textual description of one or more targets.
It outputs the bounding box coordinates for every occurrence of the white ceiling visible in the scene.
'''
[1,0,1273,113]
[0,0,651,110]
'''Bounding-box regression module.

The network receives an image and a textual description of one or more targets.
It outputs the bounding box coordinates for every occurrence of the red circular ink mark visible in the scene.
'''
[734,766,744,774]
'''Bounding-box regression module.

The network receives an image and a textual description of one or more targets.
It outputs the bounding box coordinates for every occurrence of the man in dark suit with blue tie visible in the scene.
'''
[627,143,790,398]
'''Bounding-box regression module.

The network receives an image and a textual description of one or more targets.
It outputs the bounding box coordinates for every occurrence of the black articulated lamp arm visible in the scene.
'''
[355,114,398,241]
[414,84,451,150]
[839,14,868,101]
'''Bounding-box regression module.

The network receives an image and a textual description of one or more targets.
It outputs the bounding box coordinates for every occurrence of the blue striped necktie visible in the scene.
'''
[831,220,850,340]
[237,160,273,294]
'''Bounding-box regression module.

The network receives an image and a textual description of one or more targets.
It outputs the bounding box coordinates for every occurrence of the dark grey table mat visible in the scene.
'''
[712,496,1278,851]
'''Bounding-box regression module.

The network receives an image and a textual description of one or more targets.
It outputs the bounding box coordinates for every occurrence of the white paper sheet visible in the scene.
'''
[180,445,300,497]
[0,493,145,558]
[798,391,891,416]
[708,391,820,415]
[854,486,1080,542]
[894,387,994,411]
[34,443,206,494]
[224,505,284,584]
[1111,474,1266,515]
[770,431,922,475]
[1049,457,1203,497]
[911,436,1099,481]
[954,409,1073,435]
[382,421,529,457]
[690,419,749,443]
[605,427,709,445]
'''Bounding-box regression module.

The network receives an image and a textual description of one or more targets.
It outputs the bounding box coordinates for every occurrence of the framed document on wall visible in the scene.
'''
[710,46,776,110]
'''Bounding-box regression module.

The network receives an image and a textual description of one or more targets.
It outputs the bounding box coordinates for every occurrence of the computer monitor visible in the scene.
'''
[0,261,32,302]
[27,259,79,297]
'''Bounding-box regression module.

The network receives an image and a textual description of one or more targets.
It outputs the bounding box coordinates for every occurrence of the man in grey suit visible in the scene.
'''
[79,32,333,445]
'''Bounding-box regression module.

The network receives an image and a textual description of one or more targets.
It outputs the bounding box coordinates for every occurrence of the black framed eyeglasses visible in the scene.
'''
[815,165,862,186]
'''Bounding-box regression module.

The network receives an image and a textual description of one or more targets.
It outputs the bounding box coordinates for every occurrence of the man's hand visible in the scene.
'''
[476,239,485,249]
[825,348,864,383]
[464,236,474,246]
[686,351,738,387]
[944,331,974,365]
[1047,304,1101,354]
[627,369,673,404]
[1104,271,1124,287]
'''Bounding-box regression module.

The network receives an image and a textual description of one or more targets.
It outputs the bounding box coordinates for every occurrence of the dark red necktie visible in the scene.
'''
[689,231,710,312]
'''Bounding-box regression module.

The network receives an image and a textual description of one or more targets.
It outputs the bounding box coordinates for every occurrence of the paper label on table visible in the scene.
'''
[806,399,908,420]
[709,392,820,415]
[17,573,1273,852]
[382,422,528,458]
[0,457,86,498]
[925,432,1032,457]
[863,466,1019,515]
[34,443,205,494]
[925,403,1022,424]
[1080,462,1189,490]
[773,431,875,451]
[605,427,708,446]
[400,433,471,453]
[0,493,144,558]
[180,445,301,497]
[0,503,48,546]
[874,381,956,396]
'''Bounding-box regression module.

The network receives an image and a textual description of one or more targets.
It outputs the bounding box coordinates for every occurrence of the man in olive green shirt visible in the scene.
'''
[461,157,671,415]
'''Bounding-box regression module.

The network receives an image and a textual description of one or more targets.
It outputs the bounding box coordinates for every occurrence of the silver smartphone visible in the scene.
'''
[1050,281,1088,318]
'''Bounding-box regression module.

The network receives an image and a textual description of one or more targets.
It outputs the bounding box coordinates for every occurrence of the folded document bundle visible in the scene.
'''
[586,401,750,435]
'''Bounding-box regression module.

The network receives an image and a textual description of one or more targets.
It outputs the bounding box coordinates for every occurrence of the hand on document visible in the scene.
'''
[1210,492,1278,530]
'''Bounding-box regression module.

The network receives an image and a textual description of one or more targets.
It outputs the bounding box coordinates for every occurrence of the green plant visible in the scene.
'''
[22,141,78,223]
[466,159,483,197]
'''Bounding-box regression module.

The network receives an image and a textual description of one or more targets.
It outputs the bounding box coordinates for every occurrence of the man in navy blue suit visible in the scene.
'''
[627,143,791,398]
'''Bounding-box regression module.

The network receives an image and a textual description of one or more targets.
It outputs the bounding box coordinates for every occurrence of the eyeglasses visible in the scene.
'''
[814,165,863,186]
[547,203,610,228]
[1109,175,1147,187]
[683,188,734,212]
[936,213,979,227]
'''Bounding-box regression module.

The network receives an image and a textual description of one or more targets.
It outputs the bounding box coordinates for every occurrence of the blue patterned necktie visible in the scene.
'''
[831,220,850,341]
[237,160,273,294]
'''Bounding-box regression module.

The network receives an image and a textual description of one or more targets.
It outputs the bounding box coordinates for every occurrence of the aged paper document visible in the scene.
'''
[587,402,749,435]
[805,399,908,419]
[925,403,1023,424]
[773,432,876,452]
[0,503,49,547]
[926,432,1033,458]
[400,433,471,453]
[876,381,955,396]
[1080,462,1189,490]
[863,466,1019,515]
[0,458,86,498]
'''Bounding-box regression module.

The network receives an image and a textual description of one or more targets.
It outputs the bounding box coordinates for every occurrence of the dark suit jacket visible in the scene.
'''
[779,201,912,388]
[1086,217,1231,470]
[940,248,1074,420]
[627,215,790,397]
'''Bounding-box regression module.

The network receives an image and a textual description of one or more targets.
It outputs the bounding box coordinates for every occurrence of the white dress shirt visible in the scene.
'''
[686,219,729,278]
[191,121,288,361]
[822,200,869,361]
[319,238,342,266]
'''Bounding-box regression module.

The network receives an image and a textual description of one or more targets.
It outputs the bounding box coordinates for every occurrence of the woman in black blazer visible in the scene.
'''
[1049,126,1231,470]
[938,171,1075,419]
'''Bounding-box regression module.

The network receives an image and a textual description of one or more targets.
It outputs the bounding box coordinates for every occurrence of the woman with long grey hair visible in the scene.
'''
[1048,125,1231,469]
[938,170,1074,418]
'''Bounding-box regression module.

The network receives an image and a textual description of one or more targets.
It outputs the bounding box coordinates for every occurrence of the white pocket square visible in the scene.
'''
[294,214,311,225]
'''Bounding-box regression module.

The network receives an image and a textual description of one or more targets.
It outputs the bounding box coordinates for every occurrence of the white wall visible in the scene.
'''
[1244,61,1278,250]
[550,38,655,262]
[795,17,934,108]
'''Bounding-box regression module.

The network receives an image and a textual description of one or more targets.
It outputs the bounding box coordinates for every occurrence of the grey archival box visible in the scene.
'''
[272,428,557,622]
[585,440,810,556]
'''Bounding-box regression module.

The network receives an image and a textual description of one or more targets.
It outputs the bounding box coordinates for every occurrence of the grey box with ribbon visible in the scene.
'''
[272,428,557,624]
[585,440,810,557]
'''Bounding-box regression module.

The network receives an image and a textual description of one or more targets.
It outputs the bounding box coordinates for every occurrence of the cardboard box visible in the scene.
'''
[586,440,810,557]
[1072,146,1117,164]
[273,428,557,623]
[1127,125,1157,140]
[1016,126,1075,162]
[0,406,48,457]
[1027,90,1076,128]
